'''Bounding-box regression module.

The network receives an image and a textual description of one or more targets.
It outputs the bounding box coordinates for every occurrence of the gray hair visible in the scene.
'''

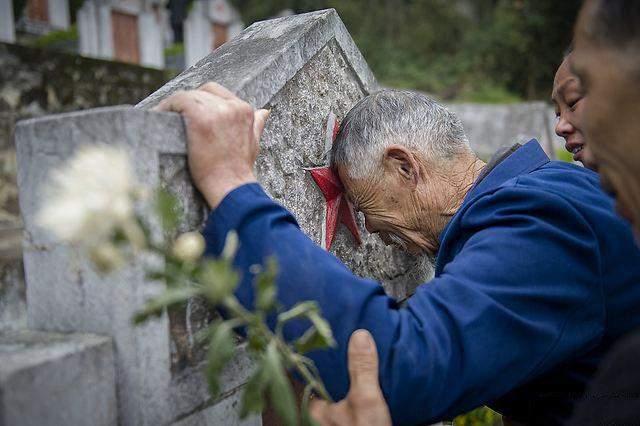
[331,89,471,180]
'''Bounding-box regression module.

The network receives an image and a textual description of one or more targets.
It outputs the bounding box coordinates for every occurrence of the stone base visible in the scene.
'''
[0,330,117,426]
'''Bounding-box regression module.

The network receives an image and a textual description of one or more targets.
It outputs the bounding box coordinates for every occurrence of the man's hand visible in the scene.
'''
[152,82,269,208]
[310,330,392,426]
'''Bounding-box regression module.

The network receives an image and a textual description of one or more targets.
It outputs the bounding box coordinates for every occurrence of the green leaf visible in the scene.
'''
[206,321,237,396]
[155,187,182,236]
[239,361,270,418]
[247,322,269,352]
[265,341,298,426]
[197,259,240,305]
[300,384,319,426]
[133,286,200,324]
[307,312,336,349]
[277,301,319,325]
[294,326,333,354]
[222,230,239,261]
[144,270,166,281]
[254,257,279,313]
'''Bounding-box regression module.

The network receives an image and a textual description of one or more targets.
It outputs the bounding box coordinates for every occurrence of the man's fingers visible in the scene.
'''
[347,329,381,395]
[152,90,193,113]
[309,399,330,423]
[198,82,237,100]
[253,109,270,143]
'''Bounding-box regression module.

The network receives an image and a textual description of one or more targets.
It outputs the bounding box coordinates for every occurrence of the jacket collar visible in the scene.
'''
[434,139,550,272]
[464,139,550,203]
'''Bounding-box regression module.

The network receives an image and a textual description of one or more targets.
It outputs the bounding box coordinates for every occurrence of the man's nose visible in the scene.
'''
[555,114,575,138]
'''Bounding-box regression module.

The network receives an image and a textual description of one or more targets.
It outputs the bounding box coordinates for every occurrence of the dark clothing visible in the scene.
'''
[566,328,640,426]
[202,140,640,425]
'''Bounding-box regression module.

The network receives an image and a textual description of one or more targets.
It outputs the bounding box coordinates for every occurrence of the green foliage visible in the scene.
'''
[128,190,336,422]
[254,257,279,312]
[454,406,502,425]
[265,341,298,426]
[206,321,237,395]
[197,258,240,303]
[230,0,582,101]
[132,285,200,324]
[29,25,78,49]
[556,148,574,163]
[154,187,182,235]
[164,43,185,57]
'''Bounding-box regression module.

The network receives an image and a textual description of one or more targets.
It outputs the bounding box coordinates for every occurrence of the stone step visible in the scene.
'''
[0,330,117,426]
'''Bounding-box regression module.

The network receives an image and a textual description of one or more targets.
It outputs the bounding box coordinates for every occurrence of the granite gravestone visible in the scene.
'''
[16,9,432,425]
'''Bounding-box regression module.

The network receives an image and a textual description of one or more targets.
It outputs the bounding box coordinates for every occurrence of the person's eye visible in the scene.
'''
[568,97,582,111]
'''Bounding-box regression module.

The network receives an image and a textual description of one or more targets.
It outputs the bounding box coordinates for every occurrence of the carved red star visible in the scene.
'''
[307,114,362,250]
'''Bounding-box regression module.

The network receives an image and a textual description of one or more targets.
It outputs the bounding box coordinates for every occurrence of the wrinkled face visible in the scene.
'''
[552,56,598,170]
[338,160,453,257]
[572,5,640,236]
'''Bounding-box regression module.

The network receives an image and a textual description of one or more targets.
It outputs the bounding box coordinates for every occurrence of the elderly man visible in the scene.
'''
[155,85,640,425]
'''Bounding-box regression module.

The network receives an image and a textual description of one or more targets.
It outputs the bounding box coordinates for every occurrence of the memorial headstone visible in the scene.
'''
[0,0,16,43]
[447,102,562,160]
[0,330,117,426]
[183,0,243,67]
[16,9,433,425]
[17,0,70,35]
[77,0,166,68]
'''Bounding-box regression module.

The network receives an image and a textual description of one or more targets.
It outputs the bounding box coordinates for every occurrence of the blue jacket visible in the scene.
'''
[202,140,640,425]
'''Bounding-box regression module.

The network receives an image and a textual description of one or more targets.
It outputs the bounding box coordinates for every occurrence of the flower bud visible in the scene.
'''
[222,231,239,260]
[89,243,125,273]
[172,232,206,262]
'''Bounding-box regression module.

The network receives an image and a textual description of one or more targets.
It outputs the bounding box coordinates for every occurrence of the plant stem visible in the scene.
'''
[277,339,333,402]
[223,295,333,402]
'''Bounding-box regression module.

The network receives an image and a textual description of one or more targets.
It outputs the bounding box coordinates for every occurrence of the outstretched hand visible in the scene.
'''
[310,329,392,426]
[153,82,269,208]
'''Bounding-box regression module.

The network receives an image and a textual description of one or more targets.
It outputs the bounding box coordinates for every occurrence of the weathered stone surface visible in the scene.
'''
[0,330,116,426]
[172,390,261,426]
[447,102,563,160]
[16,108,256,426]
[138,9,376,109]
[0,41,173,333]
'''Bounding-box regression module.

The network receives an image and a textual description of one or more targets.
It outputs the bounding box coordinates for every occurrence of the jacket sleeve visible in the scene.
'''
[202,182,605,425]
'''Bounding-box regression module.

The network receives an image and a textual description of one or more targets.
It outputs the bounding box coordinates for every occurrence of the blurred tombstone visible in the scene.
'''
[17,0,70,35]
[447,102,562,160]
[184,0,243,66]
[77,0,166,68]
[0,0,16,43]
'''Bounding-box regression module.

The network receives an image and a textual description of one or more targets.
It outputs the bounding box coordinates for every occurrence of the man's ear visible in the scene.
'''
[383,145,420,187]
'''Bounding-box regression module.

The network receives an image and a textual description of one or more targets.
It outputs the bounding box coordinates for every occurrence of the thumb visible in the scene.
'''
[347,329,381,394]
[253,109,270,143]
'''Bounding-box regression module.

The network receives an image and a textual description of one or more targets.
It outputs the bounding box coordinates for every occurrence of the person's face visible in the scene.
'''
[338,149,455,257]
[572,1,640,236]
[551,56,598,170]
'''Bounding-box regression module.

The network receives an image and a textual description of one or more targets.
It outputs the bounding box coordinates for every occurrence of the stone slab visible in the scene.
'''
[447,102,563,160]
[172,390,261,426]
[0,329,116,426]
[138,9,376,110]
[16,107,255,426]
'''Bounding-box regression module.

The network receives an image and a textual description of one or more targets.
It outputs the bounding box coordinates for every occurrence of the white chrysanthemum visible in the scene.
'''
[37,145,136,247]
